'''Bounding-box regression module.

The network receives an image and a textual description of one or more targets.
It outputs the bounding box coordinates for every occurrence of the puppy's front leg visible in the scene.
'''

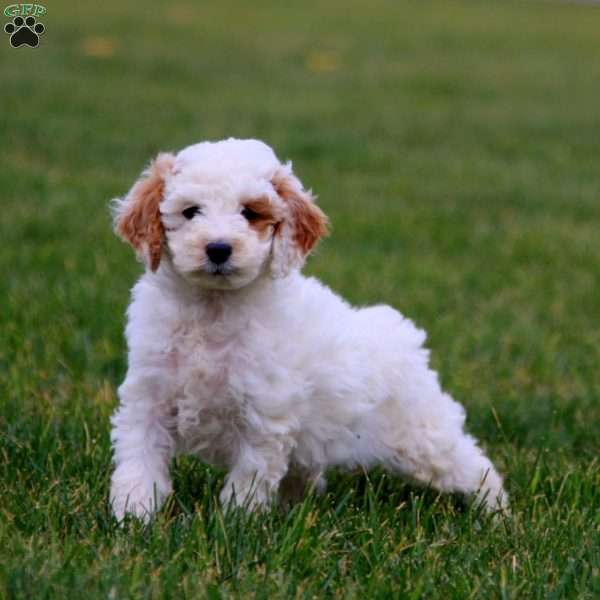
[110,375,176,522]
[219,437,292,511]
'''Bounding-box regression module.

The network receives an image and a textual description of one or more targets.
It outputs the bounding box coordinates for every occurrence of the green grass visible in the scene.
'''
[2,0,600,597]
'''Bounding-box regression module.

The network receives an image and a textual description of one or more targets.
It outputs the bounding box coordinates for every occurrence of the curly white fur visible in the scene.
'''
[109,138,508,521]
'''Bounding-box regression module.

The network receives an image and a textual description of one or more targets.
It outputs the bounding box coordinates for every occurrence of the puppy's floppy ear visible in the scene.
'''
[112,153,175,271]
[270,163,329,278]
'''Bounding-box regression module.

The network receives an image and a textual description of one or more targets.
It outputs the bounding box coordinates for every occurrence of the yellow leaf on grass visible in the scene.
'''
[82,36,118,58]
[306,51,340,73]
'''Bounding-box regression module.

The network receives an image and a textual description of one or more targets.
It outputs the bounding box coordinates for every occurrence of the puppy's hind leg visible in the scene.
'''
[279,464,326,507]
[219,435,295,511]
[380,394,509,514]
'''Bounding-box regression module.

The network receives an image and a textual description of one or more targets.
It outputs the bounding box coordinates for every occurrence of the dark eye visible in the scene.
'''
[182,206,201,220]
[242,207,260,221]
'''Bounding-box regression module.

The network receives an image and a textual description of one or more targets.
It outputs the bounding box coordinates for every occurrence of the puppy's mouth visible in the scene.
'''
[186,260,252,290]
[204,263,236,277]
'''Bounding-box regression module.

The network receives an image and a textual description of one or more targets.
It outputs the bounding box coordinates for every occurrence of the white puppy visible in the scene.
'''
[109,138,508,521]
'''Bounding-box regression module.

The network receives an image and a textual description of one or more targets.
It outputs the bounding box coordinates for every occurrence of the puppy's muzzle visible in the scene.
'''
[205,242,232,265]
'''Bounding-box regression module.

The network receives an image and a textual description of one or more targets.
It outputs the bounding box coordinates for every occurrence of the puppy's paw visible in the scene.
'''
[219,476,273,512]
[475,471,510,518]
[110,466,171,522]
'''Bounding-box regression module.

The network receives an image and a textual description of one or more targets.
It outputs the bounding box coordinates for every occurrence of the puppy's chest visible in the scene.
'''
[167,316,256,460]
[173,319,246,404]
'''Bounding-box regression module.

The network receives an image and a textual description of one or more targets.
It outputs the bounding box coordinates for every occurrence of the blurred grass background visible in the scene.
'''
[1,0,600,597]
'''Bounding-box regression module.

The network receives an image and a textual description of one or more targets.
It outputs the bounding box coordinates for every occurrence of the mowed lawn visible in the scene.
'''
[2,0,600,597]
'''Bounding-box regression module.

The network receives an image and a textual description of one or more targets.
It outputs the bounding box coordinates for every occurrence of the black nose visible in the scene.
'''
[205,242,232,265]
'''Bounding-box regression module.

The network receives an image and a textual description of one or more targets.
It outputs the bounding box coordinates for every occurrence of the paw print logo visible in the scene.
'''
[4,15,45,48]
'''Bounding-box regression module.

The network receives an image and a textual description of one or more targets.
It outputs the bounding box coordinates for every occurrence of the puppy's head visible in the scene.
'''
[113,139,328,290]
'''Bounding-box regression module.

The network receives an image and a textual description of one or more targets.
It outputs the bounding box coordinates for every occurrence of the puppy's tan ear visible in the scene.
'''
[112,153,175,271]
[270,163,329,278]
